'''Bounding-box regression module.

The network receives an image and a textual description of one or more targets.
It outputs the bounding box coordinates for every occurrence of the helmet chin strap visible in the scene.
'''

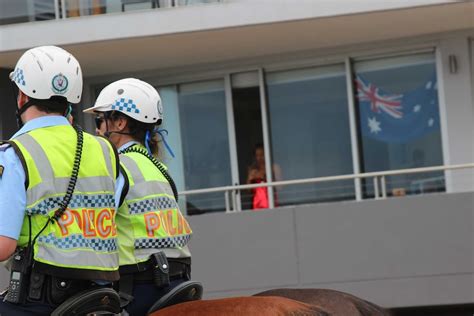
[103,130,131,138]
[15,100,36,129]
[103,118,132,138]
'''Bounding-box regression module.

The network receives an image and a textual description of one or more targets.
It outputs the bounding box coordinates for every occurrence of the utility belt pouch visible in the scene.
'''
[4,248,31,304]
[151,252,170,289]
[48,276,82,305]
[28,271,45,301]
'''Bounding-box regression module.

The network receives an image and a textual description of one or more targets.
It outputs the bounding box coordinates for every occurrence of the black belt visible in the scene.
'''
[27,273,111,306]
[120,257,191,283]
[117,257,191,308]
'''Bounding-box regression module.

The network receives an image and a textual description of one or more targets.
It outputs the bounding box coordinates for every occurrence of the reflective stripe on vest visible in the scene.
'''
[11,125,119,273]
[118,150,192,266]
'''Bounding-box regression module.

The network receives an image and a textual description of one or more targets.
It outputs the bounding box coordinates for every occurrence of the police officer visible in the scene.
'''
[84,78,193,316]
[0,46,124,315]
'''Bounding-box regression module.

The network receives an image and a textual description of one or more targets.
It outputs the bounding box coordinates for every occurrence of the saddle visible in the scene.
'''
[147,281,203,314]
[51,287,121,316]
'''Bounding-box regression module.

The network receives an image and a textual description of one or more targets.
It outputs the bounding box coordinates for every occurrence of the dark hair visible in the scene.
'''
[109,111,161,158]
[254,142,264,154]
[32,96,69,115]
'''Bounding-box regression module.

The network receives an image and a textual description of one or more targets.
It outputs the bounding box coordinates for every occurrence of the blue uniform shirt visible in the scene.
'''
[0,116,124,241]
[118,141,140,153]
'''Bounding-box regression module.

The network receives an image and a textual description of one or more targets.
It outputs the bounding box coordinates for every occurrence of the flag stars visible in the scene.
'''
[368,117,382,134]
[428,118,435,127]
[413,104,422,113]
[425,81,432,89]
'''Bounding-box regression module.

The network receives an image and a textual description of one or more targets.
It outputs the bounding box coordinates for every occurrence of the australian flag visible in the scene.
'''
[356,74,440,143]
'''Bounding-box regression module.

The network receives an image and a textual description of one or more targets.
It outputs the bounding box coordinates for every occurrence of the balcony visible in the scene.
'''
[0,0,223,25]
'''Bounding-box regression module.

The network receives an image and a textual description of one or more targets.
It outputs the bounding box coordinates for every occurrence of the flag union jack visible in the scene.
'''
[355,77,404,119]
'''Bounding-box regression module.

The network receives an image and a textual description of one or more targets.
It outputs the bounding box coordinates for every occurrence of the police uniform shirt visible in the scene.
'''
[0,116,125,241]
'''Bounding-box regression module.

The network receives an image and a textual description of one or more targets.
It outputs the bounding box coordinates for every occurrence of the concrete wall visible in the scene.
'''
[187,192,473,308]
[0,191,472,307]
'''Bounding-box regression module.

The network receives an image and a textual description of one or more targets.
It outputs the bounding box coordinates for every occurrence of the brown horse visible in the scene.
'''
[150,288,389,316]
[151,296,328,316]
[254,288,390,316]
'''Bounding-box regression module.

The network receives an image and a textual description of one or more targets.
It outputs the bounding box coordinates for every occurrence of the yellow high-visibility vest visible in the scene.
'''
[118,146,192,268]
[11,125,120,280]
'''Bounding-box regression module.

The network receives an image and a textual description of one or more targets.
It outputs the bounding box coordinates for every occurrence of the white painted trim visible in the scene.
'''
[55,0,60,19]
[435,45,453,193]
[345,58,362,201]
[225,74,241,211]
[61,0,66,19]
[259,68,275,209]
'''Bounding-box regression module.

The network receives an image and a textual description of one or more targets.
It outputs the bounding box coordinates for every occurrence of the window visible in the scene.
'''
[266,64,355,206]
[177,80,231,214]
[157,86,184,187]
[231,71,265,210]
[93,50,448,215]
[353,53,444,196]
[0,0,56,25]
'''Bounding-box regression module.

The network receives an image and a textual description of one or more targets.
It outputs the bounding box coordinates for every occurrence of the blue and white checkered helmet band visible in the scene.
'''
[112,98,140,114]
[12,68,26,86]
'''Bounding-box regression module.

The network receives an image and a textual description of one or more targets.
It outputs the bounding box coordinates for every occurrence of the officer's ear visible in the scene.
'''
[115,115,129,132]
[17,90,29,109]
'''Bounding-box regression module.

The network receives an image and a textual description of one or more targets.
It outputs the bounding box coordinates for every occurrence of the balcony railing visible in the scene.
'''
[0,0,224,26]
[179,163,474,214]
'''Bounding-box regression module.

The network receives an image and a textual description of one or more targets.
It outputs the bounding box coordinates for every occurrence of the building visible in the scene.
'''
[1,0,473,314]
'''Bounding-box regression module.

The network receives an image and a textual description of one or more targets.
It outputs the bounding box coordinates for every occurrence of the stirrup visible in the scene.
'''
[51,287,121,316]
[147,281,203,314]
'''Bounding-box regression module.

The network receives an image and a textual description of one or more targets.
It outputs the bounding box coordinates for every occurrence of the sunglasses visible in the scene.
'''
[94,115,105,129]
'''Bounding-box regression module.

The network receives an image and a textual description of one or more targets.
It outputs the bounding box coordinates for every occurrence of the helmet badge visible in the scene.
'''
[52,73,69,94]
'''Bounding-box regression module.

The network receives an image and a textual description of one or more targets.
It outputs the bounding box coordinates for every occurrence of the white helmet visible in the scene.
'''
[84,78,162,124]
[10,45,83,103]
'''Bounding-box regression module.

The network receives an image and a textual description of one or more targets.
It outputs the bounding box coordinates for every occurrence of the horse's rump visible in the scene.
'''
[151,296,328,316]
[254,288,390,316]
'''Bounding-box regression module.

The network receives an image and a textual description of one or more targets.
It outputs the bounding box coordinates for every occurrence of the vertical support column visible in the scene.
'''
[345,58,363,201]
[225,75,241,211]
[60,0,66,18]
[225,191,230,213]
[373,177,379,199]
[436,38,474,194]
[259,68,275,209]
[54,0,60,19]
[381,175,387,199]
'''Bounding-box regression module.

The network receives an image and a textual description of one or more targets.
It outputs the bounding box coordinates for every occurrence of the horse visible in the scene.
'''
[151,296,329,316]
[254,288,391,316]
[150,288,390,316]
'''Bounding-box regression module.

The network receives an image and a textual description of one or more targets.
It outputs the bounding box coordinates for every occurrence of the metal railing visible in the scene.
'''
[179,163,474,213]
[0,0,224,26]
